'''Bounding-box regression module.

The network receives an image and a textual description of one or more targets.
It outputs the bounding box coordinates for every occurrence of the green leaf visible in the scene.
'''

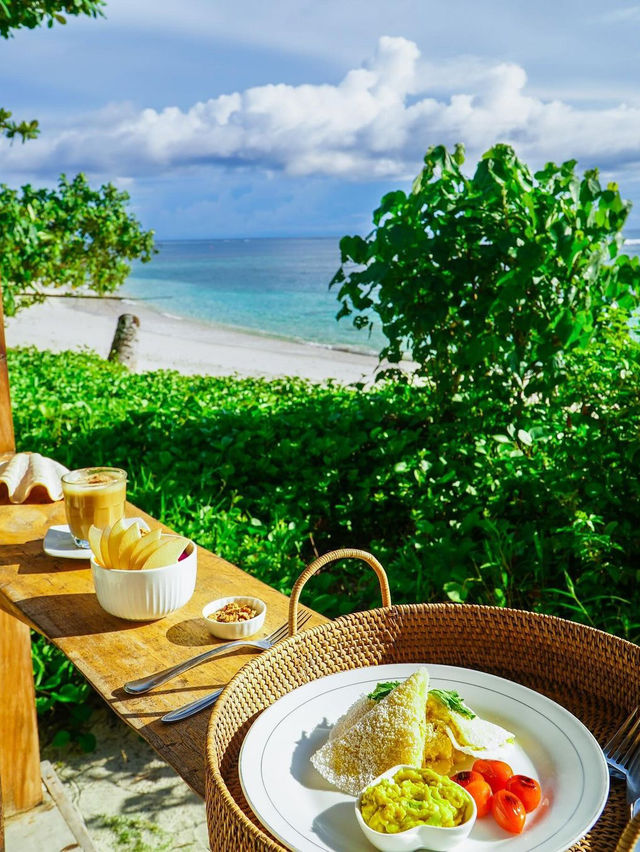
[453,143,466,166]
[77,733,97,753]
[367,681,401,701]
[339,235,369,265]
[443,581,467,603]
[517,429,532,446]
[374,191,406,225]
[492,434,511,444]
[51,730,71,748]
[429,689,476,719]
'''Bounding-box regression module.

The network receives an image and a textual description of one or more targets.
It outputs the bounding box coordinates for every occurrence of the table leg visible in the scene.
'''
[0,610,41,814]
[0,771,4,852]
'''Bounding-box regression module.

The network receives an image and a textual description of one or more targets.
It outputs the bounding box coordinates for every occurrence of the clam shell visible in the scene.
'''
[0,452,69,503]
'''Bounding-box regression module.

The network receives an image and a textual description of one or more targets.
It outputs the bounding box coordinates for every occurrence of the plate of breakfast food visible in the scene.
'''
[238,664,608,851]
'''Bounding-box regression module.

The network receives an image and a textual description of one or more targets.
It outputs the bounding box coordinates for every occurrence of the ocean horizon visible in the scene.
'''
[121,232,640,352]
[121,237,384,355]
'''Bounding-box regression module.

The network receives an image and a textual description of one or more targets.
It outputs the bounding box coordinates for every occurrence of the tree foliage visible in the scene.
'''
[332,144,640,412]
[1,0,155,314]
[0,107,39,143]
[0,0,104,39]
[0,174,155,316]
[0,0,105,139]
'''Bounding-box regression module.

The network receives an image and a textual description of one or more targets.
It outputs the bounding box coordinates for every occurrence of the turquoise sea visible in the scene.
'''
[121,237,384,355]
[121,233,640,353]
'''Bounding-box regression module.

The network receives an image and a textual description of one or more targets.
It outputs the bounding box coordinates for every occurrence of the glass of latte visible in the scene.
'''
[61,467,127,548]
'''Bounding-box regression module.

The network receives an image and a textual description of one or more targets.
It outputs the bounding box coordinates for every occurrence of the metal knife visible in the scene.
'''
[161,688,223,723]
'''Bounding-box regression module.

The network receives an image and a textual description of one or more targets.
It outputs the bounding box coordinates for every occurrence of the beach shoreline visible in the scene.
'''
[5,294,390,384]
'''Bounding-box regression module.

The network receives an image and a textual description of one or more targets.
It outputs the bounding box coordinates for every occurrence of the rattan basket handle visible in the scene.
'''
[616,814,640,851]
[288,548,391,636]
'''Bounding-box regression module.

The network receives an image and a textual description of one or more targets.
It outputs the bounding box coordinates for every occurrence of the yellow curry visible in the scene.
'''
[360,767,471,834]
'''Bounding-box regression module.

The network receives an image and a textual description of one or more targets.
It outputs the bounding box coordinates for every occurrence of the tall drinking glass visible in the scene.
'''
[61,467,127,548]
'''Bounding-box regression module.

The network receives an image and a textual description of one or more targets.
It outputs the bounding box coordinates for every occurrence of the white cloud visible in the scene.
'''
[3,36,640,183]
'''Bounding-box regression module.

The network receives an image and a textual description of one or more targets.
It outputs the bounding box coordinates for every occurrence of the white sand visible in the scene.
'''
[4,295,390,383]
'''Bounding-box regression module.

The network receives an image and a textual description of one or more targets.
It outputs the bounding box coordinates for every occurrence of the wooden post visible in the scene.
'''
[0,610,41,814]
[108,313,140,370]
[0,282,42,815]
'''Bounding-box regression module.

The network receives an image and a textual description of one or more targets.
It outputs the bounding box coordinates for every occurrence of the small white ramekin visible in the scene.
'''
[202,596,266,639]
[355,764,476,852]
[90,537,197,621]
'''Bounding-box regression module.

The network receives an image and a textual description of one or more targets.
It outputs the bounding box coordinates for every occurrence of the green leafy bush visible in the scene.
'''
[32,633,96,751]
[9,342,640,643]
[332,144,640,412]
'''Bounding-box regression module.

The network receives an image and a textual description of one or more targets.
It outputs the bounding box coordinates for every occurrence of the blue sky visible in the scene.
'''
[2,0,640,238]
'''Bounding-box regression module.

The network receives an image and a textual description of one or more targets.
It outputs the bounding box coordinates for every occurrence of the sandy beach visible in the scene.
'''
[5,295,387,384]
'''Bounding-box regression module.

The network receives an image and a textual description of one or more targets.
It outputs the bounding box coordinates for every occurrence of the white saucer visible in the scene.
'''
[43,517,150,560]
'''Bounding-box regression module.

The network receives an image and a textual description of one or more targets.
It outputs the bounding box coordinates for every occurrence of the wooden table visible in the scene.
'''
[0,497,326,819]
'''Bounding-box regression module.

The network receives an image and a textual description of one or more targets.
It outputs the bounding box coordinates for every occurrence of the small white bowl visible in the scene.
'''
[355,764,476,852]
[90,537,197,621]
[202,596,266,639]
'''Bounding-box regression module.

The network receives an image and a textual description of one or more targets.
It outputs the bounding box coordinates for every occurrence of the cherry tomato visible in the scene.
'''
[464,778,493,818]
[505,774,542,812]
[472,758,514,792]
[491,789,526,834]
[451,770,484,789]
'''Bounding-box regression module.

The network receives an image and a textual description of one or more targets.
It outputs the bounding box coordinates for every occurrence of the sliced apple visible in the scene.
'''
[129,528,163,570]
[88,525,105,567]
[139,536,190,571]
[99,524,112,569]
[118,521,142,570]
[107,518,127,571]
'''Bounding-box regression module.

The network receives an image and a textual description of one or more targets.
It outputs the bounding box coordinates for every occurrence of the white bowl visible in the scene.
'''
[355,764,476,852]
[90,537,197,621]
[202,596,266,639]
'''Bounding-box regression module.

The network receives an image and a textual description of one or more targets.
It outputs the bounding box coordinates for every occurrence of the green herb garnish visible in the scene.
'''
[367,681,401,702]
[429,689,476,719]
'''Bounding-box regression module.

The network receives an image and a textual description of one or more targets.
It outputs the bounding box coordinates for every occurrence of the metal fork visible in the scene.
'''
[160,608,313,723]
[124,609,312,695]
[603,706,640,818]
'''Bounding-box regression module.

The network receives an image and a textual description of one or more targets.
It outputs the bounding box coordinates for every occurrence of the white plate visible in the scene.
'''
[43,517,150,560]
[239,664,609,852]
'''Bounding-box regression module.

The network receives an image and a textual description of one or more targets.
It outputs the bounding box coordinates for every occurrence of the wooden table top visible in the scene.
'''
[0,498,326,798]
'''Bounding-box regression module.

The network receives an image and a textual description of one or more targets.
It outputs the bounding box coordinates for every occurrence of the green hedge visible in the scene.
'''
[10,340,640,639]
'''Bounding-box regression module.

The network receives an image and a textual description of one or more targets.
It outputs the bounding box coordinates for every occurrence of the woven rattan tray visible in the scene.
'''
[205,549,640,851]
